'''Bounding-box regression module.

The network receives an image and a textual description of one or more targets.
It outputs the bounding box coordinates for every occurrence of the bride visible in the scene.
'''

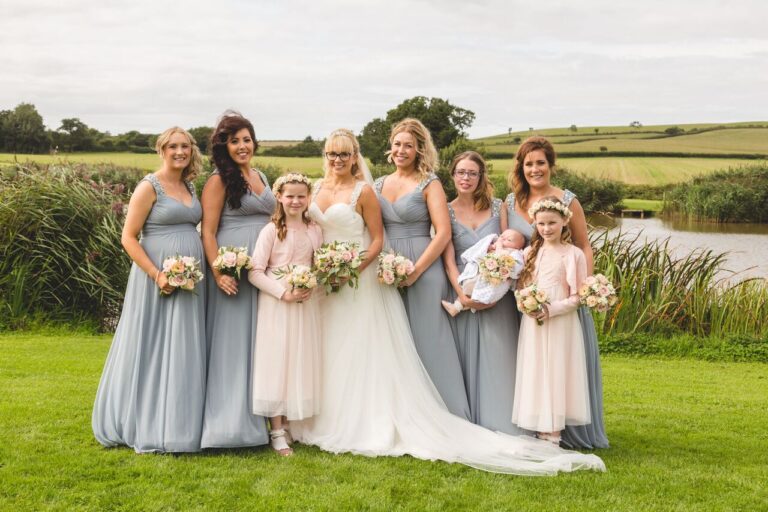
[292,129,604,475]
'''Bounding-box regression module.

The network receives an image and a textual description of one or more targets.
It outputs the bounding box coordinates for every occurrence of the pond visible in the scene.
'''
[590,216,768,280]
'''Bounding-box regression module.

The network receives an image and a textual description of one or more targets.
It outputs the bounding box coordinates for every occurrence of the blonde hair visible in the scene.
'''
[323,128,363,178]
[508,136,556,210]
[517,196,573,287]
[387,118,438,179]
[449,150,493,211]
[271,173,312,241]
[155,126,203,181]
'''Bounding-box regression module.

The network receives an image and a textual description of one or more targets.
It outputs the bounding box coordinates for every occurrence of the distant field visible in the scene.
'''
[477,123,768,156]
[487,157,760,185]
[477,121,768,141]
[0,153,334,179]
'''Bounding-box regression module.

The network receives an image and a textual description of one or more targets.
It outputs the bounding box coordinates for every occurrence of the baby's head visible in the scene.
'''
[498,229,525,250]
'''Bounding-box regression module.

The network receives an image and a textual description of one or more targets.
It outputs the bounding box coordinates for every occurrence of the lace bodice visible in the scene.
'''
[308,180,367,245]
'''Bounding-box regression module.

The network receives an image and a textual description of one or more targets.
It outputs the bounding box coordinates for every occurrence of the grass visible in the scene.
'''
[620,199,663,212]
[477,121,768,141]
[0,153,328,178]
[1,331,767,510]
[487,157,760,185]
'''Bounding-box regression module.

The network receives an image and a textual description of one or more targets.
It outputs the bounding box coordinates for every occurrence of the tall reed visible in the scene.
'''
[591,229,768,337]
[0,163,134,329]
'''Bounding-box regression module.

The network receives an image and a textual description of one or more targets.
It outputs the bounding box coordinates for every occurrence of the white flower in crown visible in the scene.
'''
[528,199,573,220]
[272,172,312,194]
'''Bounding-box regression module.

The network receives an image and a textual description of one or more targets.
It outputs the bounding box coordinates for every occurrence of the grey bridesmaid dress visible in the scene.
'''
[506,190,609,449]
[201,171,275,448]
[92,174,207,453]
[375,174,471,420]
[447,199,524,435]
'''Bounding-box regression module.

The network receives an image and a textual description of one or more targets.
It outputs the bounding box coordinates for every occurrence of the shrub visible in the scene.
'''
[0,164,133,329]
[552,168,624,212]
[664,163,768,222]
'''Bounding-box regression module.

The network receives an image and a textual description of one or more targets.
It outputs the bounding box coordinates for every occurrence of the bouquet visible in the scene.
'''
[273,264,318,302]
[160,255,204,295]
[313,241,364,293]
[478,252,521,287]
[514,283,549,325]
[376,250,415,287]
[579,274,618,313]
[212,246,252,279]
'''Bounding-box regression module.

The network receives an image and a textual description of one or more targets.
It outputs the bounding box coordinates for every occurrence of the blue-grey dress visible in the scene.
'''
[447,199,524,435]
[92,174,206,453]
[506,190,609,449]
[375,174,471,420]
[201,171,275,448]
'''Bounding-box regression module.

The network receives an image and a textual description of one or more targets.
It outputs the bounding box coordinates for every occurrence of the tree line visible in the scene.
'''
[0,103,214,155]
[0,97,474,159]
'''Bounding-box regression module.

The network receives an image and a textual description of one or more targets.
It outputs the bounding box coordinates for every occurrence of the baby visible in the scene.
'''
[442,229,525,317]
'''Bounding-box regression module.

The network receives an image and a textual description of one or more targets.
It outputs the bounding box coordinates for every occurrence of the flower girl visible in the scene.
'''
[511,197,591,446]
[248,173,323,456]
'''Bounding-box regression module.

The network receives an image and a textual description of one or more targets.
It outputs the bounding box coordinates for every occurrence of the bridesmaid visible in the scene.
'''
[506,136,609,449]
[442,151,523,435]
[200,112,274,448]
[92,127,206,453]
[374,118,470,420]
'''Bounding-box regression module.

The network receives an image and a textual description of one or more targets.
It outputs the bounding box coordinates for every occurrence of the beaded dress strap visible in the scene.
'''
[142,174,165,197]
[373,176,385,194]
[562,189,577,207]
[257,169,270,188]
[505,192,515,208]
[417,173,438,191]
[311,178,324,199]
[447,203,457,223]
[349,181,366,208]
[491,197,502,217]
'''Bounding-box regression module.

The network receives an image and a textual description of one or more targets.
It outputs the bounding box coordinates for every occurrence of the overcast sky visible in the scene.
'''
[2,0,767,139]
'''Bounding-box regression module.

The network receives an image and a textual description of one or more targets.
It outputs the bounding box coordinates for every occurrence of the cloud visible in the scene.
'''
[1,0,766,138]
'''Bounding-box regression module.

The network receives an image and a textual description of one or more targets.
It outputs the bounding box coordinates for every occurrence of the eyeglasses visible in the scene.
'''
[325,152,352,161]
[453,170,481,179]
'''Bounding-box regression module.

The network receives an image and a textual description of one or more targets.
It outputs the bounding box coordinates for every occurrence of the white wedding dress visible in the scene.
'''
[292,182,605,475]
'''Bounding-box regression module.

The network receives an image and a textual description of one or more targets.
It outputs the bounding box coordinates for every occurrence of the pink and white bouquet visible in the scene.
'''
[313,241,364,293]
[161,254,204,295]
[212,246,252,279]
[514,283,550,325]
[273,264,318,291]
[273,264,317,303]
[478,252,520,287]
[579,273,618,312]
[376,250,415,287]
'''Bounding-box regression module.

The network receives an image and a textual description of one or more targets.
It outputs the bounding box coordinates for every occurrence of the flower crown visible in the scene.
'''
[272,173,312,194]
[528,199,573,220]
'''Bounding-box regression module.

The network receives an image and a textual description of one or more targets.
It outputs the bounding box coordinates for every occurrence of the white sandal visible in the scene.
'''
[269,429,293,456]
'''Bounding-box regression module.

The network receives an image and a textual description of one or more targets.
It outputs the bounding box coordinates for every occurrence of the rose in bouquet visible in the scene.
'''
[514,283,549,325]
[478,252,520,287]
[212,246,252,279]
[161,254,204,295]
[578,273,618,313]
[376,250,415,288]
[313,241,364,294]
[273,264,318,302]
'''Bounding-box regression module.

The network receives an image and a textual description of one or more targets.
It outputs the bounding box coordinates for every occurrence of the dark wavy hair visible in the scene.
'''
[210,112,259,210]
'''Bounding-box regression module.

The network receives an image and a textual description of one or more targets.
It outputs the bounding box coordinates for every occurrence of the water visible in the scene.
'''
[590,216,768,280]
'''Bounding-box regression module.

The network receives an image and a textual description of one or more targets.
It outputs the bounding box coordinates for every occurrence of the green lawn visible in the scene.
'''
[487,157,760,185]
[621,199,664,212]
[1,332,766,510]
